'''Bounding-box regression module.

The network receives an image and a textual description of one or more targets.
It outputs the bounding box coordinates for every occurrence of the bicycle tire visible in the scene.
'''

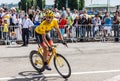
[54,53,71,78]
[29,50,45,73]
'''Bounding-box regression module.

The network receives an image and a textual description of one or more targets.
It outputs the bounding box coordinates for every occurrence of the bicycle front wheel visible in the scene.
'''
[54,53,71,78]
[29,50,45,73]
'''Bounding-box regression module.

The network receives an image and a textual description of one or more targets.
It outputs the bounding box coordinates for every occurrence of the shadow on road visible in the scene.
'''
[8,71,69,81]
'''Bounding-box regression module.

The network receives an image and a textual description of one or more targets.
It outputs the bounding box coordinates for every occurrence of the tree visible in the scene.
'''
[55,0,85,10]
[79,0,85,10]
[19,0,37,12]
[68,0,78,10]
[18,2,22,10]
[36,0,45,10]
[19,0,27,11]
[54,0,57,8]
[55,0,66,9]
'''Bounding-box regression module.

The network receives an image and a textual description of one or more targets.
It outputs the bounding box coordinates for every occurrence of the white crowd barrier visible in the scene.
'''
[0,24,120,43]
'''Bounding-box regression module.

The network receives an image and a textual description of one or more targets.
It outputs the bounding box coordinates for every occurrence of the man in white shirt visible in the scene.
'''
[21,14,34,46]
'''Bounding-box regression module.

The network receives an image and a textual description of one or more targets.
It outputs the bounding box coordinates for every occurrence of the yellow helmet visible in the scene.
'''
[4,18,7,21]
[45,10,54,17]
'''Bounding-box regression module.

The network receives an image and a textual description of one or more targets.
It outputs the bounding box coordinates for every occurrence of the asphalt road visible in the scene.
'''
[1,42,120,81]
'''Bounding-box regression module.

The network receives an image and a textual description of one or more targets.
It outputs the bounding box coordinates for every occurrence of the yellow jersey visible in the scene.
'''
[35,19,59,34]
[3,23,9,32]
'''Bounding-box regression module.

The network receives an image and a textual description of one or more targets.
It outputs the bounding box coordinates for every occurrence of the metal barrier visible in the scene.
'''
[54,24,120,42]
[0,24,120,43]
[0,25,21,45]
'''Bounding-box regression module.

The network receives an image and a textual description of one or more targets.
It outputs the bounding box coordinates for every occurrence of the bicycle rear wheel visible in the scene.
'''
[29,50,45,73]
[54,53,71,78]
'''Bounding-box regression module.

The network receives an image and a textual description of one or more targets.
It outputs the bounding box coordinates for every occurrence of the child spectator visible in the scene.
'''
[2,18,9,40]
[9,31,17,45]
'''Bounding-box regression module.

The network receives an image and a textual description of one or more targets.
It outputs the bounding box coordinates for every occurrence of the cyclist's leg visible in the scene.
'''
[40,42,49,62]
[46,34,53,56]
[38,34,53,63]
[41,42,52,70]
[35,32,51,70]
[35,32,48,62]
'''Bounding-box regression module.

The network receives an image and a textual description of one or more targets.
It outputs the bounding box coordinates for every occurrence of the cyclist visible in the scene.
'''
[35,10,66,70]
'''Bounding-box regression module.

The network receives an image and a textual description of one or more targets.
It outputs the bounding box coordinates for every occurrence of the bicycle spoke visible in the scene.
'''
[30,50,45,73]
[54,54,71,78]
[56,56,64,67]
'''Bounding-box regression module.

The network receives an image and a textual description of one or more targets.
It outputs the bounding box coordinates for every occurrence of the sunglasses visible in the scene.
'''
[46,16,53,19]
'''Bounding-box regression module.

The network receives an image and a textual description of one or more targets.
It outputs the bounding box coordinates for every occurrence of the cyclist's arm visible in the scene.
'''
[56,27,68,47]
[55,27,64,41]
[54,19,64,41]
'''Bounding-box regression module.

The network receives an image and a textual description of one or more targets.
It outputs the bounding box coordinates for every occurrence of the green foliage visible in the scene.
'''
[20,0,27,11]
[19,0,46,12]
[79,0,85,10]
[57,0,66,9]
[68,0,78,10]
[16,7,20,13]
[55,0,85,10]
[36,0,45,10]
[19,0,84,11]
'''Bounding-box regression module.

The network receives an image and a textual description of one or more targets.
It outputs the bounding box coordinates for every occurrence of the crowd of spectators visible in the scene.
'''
[0,5,120,43]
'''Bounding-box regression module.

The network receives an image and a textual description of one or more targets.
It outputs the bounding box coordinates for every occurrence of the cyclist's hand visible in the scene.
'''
[48,46,52,52]
[62,40,68,47]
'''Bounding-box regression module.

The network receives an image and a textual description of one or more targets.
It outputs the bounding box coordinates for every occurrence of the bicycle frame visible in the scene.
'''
[38,45,57,65]
[47,47,57,65]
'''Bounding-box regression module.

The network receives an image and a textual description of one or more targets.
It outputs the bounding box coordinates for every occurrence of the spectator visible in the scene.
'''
[21,14,34,46]
[103,12,112,37]
[72,16,81,38]
[66,12,73,38]
[28,6,34,21]
[81,14,88,38]
[0,9,2,26]
[72,9,79,20]
[2,9,10,25]
[98,12,103,32]
[92,14,101,38]
[59,14,67,36]
[2,18,9,40]
[2,4,7,12]
[0,11,2,39]
[61,7,67,18]
[33,9,41,37]
[9,30,17,45]
[86,16,92,38]
[15,14,22,40]
[10,7,17,31]
[54,8,61,21]
[113,11,120,42]
[34,9,41,24]
[19,10,25,20]
[116,6,120,16]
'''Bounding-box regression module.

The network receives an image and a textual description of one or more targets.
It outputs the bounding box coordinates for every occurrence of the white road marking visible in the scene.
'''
[1,70,120,80]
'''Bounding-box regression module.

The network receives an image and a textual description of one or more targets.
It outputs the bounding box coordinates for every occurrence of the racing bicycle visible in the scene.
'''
[29,43,71,78]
